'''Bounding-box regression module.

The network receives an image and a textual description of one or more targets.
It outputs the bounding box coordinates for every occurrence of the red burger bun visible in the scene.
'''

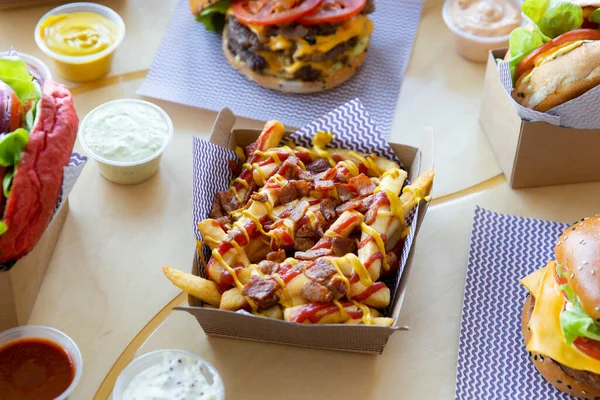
[0,80,78,264]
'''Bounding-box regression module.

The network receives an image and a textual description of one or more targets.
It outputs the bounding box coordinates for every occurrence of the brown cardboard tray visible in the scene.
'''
[176,108,434,354]
[0,200,69,331]
[480,49,600,189]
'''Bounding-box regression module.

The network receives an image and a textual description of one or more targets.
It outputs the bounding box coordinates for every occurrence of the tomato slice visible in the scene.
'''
[554,269,570,301]
[298,0,367,25]
[231,0,324,26]
[515,29,600,82]
[574,337,600,361]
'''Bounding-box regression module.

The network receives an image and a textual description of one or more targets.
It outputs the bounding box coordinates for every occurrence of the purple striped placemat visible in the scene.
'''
[456,207,572,399]
[138,0,423,135]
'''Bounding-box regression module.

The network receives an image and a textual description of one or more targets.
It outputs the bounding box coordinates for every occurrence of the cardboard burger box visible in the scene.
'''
[0,201,69,331]
[176,108,434,354]
[480,49,600,189]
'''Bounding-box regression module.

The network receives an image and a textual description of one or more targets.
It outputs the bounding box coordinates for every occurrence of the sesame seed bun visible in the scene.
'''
[522,295,600,399]
[222,26,368,94]
[512,40,600,112]
[555,215,600,328]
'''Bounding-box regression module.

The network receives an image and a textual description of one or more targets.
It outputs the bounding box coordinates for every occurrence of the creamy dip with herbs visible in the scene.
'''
[122,352,224,400]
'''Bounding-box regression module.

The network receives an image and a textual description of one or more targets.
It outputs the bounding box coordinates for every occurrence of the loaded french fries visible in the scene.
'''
[164,121,434,325]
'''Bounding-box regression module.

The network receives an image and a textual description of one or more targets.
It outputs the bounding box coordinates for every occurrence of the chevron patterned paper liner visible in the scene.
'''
[498,60,600,129]
[192,100,417,316]
[0,152,87,271]
[138,0,423,136]
[455,207,573,399]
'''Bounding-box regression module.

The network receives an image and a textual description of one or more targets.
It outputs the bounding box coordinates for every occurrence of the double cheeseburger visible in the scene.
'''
[0,56,78,264]
[521,216,600,399]
[190,0,375,93]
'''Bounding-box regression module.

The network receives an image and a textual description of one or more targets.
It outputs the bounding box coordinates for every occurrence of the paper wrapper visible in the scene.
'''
[192,99,418,316]
[138,0,423,135]
[0,153,87,271]
[455,207,571,399]
[498,60,600,129]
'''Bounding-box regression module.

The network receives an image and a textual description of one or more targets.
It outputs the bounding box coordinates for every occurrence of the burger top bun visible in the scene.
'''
[189,0,221,15]
[555,215,600,327]
[512,40,600,112]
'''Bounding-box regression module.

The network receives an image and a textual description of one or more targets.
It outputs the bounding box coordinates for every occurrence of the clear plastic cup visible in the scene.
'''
[0,51,52,83]
[112,349,225,399]
[34,2,125,82]
[79,99,174,185]
[0,325,83,400]
[442,0,522,63]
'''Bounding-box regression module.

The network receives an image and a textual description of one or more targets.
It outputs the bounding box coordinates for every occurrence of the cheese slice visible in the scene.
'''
[522,263,600,374]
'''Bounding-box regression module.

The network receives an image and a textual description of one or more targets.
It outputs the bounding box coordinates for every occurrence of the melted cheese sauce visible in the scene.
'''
[521,263,600,374]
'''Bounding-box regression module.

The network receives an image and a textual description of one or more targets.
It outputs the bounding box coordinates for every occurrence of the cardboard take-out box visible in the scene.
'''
[176,108,434,354]
[0,200,69,331]
[480,49,600,189]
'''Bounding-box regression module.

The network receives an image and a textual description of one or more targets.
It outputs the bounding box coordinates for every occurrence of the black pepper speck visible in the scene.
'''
[568,384,572,389]
[557,380,562,384]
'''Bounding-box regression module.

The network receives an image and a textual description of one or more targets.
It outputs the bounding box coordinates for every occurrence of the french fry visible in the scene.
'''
[162,266,221,306]
[163,121,436,327]
[220,287,248,311]
[400,169,435,216]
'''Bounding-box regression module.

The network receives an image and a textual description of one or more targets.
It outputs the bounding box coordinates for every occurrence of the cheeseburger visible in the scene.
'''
[521,216,600,398]
[190,0,375,93]
[506,0,600,111]
[0,56,78,264]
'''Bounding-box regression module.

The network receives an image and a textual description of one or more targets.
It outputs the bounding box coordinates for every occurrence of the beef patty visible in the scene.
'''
[225,8,369,81]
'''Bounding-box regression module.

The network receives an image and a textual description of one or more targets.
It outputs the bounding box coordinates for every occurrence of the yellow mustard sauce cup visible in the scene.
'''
[35,3,125,82]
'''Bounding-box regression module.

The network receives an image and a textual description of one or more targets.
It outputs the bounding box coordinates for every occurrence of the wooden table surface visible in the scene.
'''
[1,1,596,399]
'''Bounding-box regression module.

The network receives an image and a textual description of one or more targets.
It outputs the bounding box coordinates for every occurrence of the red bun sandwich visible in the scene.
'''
[521,216,600,398]
[0,56,78,264]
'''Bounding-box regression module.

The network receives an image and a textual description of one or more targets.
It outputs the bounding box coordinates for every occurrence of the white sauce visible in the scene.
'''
[83,101,169,163]
[122,353,224,400]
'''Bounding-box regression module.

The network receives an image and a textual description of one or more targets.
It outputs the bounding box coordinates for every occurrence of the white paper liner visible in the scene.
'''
[498,59,600,129]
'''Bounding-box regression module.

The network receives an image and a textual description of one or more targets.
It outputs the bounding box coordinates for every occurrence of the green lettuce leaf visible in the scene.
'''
[0,128,28,168]
[3,170,14,199]
[0,127,29,201]
[589,8,600,24]
[0,222,6,236]
[522,0,583,38]
[0,57,39,103]
[508,27,545,78]
[196,0,231,31]
[561,301,600,344]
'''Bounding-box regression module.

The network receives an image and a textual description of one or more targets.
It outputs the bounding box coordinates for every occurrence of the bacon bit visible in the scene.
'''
[315,180,335,191]
[335,183,356,202]
[348,174,376,197]
[290,200,310,223]
[228,159,241,176]
[296,247,332,261]
[306,159,331,174]
[251,192,268,202]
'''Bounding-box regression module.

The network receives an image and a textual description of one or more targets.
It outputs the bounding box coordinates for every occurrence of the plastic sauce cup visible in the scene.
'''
[34,2,125,82]
[112,349,225,400]
[79,99,174,185]
[0,51,52,83]
[442,0,522,63]
[0,325,83,400]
